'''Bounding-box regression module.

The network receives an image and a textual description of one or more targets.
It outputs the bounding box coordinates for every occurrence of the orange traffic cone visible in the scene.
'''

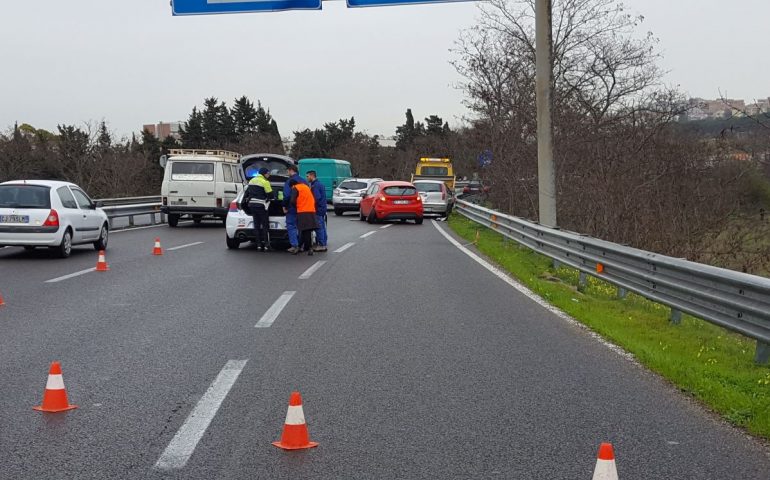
[152,238,163,256]
[33,361,78,413]
[0,291,5,307]
[95,250,109,271]
[592,442,619,480]
[272,391,318,450]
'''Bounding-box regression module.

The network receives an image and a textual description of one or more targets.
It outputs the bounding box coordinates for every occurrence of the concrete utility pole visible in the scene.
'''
[535,0,557,228]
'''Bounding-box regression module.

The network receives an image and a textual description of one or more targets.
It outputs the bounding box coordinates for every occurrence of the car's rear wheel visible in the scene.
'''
[334,208,343,216]
[415,217,424,225]
[366,209,376,224]
[226,234,240,250]
[193,215,203,225]
[50,229,72,258]
[168,214,179,228]
[359,210,366,221]
[93,224,108,251]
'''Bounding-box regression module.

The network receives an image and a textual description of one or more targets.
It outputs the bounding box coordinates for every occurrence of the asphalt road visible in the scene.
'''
[0,214,768,479]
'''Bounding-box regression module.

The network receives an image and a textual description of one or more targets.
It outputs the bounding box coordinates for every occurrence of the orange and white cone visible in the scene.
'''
[0,291,5,307]
[272,391,318,450]
[95,250,109,271]
[592,442,619,480]
[152,238,163,256]
[33,361,78,413]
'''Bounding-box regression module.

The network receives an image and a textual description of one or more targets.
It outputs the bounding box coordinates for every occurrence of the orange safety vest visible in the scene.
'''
[294,183,316,214]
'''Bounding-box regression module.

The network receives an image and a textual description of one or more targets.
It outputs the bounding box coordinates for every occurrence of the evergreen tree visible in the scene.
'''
[231,96,258,137]
[425,115,445,136]
[396,108,420,149]
[217,101,236,146]
[180,107,204,148]
[97,121,112,150]
[201,97,221,145]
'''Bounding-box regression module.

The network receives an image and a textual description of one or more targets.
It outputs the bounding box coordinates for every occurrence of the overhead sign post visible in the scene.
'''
[171,0,321,15]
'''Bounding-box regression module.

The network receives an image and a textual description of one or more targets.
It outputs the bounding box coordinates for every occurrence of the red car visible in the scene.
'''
[359,181,424,225]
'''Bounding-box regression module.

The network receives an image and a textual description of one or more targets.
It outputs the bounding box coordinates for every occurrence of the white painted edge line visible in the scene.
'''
[334,242,355,253]
[255,291,296,328]
[111,221,193,234]
[155,359,248,470]
[431,220,635,362]
[167,241,205,251]
[360,231,376,239]
[380,224,393,229]
[45,267,96,283]
[299,261,326,280]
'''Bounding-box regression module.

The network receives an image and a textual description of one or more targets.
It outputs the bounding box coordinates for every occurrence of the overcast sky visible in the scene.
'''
[1,0,769,140]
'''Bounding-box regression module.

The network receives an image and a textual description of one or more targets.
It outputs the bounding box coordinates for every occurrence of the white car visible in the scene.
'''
[0,180,109,258]
[225,191,288,249]
[413,180,454,216]
[332,178,383,216]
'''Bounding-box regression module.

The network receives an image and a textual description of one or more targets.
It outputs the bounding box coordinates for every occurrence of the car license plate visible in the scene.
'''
[269,222,280,229]
[344,198,356,203]
[0,215,29,223]
[394,200,409,205]
[171,200,187,205]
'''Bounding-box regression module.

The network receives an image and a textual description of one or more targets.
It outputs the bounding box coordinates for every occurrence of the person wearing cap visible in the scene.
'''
[283,164,308,253]
[241,167,274,251]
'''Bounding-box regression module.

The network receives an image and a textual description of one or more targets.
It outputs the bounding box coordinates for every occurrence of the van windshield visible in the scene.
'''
[171,162,215,181]
[420,166,448,176]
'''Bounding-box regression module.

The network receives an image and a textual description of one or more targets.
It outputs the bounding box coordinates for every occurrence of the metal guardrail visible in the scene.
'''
[455,199,770,364]
[96,196,163,228]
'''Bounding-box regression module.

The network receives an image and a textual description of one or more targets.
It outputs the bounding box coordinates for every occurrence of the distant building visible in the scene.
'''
[682,97,761,121]
[143,121,183,140]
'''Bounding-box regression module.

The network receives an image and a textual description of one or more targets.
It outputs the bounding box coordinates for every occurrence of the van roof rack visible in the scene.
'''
[168,149,241,162]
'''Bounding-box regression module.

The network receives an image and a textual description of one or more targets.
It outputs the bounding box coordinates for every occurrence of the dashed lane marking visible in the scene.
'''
[334,242,355,253]
[45,268,96,283]
[155,359,248,470]
[360,231,376,238]
[299,261,326,280]
[255,291,296,328]
[380,224,393,229]
[167,241,205,251]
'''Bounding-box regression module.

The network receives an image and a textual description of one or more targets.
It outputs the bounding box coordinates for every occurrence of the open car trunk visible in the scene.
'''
[240,153,295,217]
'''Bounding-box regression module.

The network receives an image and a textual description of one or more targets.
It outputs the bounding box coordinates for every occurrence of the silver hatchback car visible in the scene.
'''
[332,178,383,216]
[414,180,454,216]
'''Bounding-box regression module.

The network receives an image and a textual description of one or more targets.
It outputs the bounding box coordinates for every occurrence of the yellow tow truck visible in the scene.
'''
[410,157,456,190]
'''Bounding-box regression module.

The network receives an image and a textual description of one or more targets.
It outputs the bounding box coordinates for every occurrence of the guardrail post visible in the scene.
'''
[755,341,770,365]
[617,287,628,299]
[150,213,156,225]
[160,212,166,223]
[128,215,135,227]
[670,308,682,325]
[578,271,587,292]
[108,217,114,230]
[552,259,561,270]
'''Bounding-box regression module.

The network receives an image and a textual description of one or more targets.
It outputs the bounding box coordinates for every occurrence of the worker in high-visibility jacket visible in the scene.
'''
[241,167,274,251]
[288,178,319,256]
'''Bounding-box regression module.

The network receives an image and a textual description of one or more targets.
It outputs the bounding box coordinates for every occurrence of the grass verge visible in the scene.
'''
[448,214,770,440]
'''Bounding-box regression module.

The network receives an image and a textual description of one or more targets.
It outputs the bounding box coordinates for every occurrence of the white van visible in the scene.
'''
[160,149,244,227]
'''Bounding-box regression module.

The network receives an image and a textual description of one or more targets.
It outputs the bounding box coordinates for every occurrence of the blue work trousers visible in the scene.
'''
[315,214,327,246]
[286,211,298,247]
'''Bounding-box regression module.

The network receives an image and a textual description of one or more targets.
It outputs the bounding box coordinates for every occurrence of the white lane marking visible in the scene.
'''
[299,261,326,280]
[431,220,635,362]
[255,291,295,328]
[45,268,96,283]
[334,242,355,253]
[380,224,393,229]
[155,359,248,470]
[111,221,193,234]
[360,231,376,238]
[167,241,204,251]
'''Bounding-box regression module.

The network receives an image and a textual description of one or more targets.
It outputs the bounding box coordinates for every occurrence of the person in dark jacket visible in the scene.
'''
[240,167,274,251]
[288,179,319,256]
[306,170,327,252]
[283,165,308,252]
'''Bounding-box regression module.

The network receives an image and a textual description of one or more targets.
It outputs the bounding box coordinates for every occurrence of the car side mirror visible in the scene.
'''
[94,201,104,209]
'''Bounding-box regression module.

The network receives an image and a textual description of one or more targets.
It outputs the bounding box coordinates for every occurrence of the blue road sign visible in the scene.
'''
[172,0,321,15]
[347,0,473,7]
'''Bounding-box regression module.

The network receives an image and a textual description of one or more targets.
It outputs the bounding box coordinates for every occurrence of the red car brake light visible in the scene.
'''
[43,209,59,227]
[228,200,239,213]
